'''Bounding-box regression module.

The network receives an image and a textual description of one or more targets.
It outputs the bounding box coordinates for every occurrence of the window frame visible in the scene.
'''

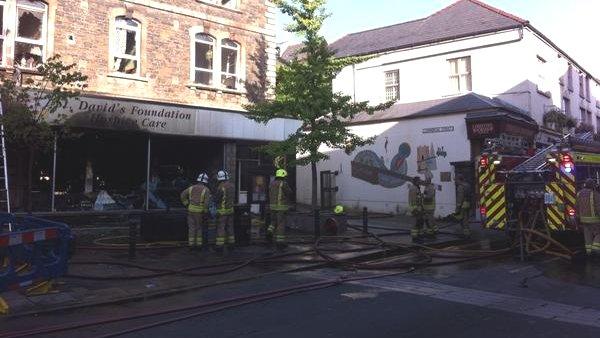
[448,56,472,94]
[110,16,141,76]
[384,69,400,102]
[220,38,240,90]
[11,0,48,69]
[579,74,585,99]
[191,32,216,86]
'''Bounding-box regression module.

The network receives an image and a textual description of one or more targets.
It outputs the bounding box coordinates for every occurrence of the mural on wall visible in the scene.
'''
[417,143,438,173]
[351,143,411,188]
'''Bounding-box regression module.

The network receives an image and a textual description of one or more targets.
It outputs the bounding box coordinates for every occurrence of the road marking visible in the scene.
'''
[302,271,600,328]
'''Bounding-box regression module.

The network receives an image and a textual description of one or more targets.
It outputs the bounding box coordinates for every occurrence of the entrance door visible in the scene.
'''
[320,171,337,210]
[452,161,476,218]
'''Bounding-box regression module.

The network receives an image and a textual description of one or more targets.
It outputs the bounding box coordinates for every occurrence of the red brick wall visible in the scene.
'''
[48,0,273,109]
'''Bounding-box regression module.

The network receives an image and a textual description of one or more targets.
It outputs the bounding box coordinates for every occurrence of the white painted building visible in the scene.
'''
[288,0,600,216]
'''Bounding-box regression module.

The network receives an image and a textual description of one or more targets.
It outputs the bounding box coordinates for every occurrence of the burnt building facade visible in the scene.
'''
[0,0,297,212]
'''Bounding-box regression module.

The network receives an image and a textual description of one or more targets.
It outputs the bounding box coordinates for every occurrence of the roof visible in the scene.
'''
[348,92,536,125]
[329,0,526,58]
[280,43,304,62]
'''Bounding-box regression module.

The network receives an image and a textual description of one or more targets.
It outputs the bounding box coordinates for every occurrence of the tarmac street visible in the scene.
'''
[2,216,600,338]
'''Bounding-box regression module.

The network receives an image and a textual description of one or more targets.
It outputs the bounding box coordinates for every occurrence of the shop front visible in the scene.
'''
[11,94,300,213]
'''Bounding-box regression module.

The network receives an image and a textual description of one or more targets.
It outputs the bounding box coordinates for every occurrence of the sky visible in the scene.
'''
[276,0,600,76]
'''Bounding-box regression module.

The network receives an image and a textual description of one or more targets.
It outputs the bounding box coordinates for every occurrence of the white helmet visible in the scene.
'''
[197,172,209,184]
[217,170,230,181]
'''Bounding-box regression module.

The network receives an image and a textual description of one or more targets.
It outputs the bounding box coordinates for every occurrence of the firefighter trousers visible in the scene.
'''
[216,214,235,247]
[582,223,600,254]
[188,212,207,247]
[410,214,424,238]
[423,210,438,235]
[269,211,287,243]
[456,207,471,236]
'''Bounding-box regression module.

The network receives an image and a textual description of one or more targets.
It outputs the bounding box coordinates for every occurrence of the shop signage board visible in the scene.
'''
[52,96,300,141]
[422,126,454,134]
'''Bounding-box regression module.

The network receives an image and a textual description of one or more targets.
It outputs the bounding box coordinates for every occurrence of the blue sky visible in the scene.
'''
[276,0,600,76]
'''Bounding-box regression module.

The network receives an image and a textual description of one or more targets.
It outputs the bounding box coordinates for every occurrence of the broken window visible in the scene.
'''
[111,17,140,75]
[221,39,239,90]
[193,33,215,86]
[384,70,399,101]
[14,0,47,68]
[448,56,472,93]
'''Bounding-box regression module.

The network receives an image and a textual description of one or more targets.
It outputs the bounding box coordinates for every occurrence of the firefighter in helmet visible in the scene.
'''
[180,172,212,250]
[455,174,472,239]
[215,170,235,254]
[576,178,600,256]
[422,171,438,237]
[268,169,293,250]
[408,176,424,243]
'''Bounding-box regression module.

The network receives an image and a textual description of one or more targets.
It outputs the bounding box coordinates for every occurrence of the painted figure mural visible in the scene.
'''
[351,143,411,188]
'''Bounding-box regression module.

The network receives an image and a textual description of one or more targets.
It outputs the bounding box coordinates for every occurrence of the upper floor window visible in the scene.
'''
[585,77,591,102]
[221,39,239,90]
[384,70,399,101]
[448,56,471,93]
[111,17,140,75]
[190,33,241,90]
[563,97,571,117]
[567,64,574,92]
[579,74,585,99]
[0,0,47,68]
[193,33,215,86]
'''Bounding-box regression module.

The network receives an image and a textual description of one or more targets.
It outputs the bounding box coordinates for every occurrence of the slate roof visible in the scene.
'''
[348,92,535,125]
[329,0,526,58]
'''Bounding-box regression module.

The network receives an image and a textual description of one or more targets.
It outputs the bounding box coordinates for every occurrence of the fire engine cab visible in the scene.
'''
[477,132,600,237]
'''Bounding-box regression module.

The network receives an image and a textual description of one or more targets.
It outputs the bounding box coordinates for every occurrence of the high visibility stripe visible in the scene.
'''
[546,207,562,231]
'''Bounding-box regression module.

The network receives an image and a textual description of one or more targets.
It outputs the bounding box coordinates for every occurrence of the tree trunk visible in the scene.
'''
[26,147,34,212]
[311,161,318,211]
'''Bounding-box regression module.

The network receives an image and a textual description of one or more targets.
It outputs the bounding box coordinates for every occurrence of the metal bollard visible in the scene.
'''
[362,207,368,234]
[314,208,321,238]
[128,219,137,260]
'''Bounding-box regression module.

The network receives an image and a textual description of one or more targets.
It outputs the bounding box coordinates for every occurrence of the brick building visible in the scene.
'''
[0,0,298,212]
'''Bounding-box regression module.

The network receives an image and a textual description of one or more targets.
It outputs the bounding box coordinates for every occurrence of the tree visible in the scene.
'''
[245,0,393,215]
[0,56,88,211]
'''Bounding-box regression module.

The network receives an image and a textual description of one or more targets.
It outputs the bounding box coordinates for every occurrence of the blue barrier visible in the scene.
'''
[0,213,73,292]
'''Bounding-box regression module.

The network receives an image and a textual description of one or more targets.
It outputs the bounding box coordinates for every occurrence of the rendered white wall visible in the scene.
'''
[296,114,470,216]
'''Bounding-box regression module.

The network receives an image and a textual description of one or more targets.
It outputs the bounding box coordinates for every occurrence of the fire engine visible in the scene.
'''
[477,132,600,238]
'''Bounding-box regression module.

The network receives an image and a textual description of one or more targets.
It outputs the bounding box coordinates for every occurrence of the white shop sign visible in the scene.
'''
[51,96,300,141]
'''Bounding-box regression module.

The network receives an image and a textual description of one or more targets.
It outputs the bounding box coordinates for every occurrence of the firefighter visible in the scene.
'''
[423,172,438,238]
[408,176,424,243]
[180,173,211,250]
[455,174,472,239]
[268,169,293,250]
[215,170,235,254]
[576,178,600,256]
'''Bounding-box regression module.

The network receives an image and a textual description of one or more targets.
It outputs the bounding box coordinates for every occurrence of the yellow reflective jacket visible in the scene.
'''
[181,184,211,213]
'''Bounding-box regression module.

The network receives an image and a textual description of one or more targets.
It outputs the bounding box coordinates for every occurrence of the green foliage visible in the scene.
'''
[0,55,88,151]
[245,0,393,166]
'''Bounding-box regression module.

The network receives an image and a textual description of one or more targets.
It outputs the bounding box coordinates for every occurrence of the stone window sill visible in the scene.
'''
[187,83,245,95]
[107,72,149,82]
[195,1,242,14]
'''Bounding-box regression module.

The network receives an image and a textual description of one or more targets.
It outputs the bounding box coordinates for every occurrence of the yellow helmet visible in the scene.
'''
[334,205,344,214]
[276,169,288,178]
